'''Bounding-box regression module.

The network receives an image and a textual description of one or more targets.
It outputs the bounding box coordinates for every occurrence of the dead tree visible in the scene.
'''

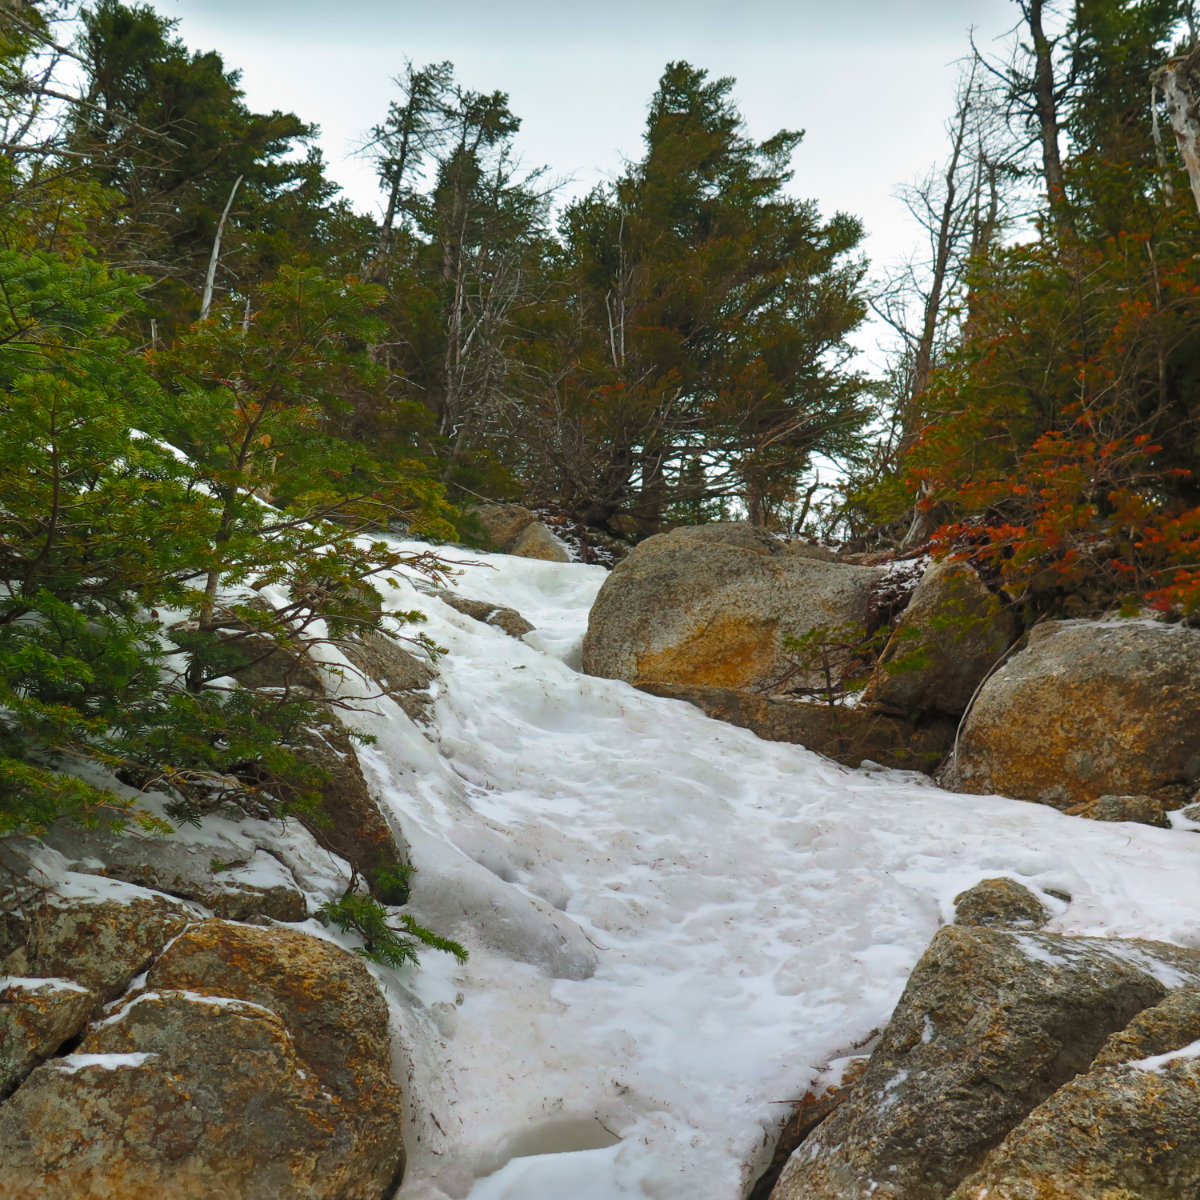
[1154,45,1200,221]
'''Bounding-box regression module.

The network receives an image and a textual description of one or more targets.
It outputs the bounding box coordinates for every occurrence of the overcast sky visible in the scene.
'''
[145,0,1021,355]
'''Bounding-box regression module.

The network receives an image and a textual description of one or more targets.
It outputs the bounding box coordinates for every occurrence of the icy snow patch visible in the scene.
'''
[0,976,90,995]
[17,537,1200,1200]
[307,539,1200,1200]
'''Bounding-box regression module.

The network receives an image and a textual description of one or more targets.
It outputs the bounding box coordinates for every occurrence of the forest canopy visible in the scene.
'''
[3,0,1200,841]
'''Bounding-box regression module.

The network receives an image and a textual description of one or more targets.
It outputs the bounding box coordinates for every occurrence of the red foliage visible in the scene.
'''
[910,224,1200,616]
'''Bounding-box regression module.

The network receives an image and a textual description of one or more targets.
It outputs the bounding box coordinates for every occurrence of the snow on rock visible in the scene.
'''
[1128,1037,1200,1072]
[51,1052,157,1074]
[328,539,1200,1200]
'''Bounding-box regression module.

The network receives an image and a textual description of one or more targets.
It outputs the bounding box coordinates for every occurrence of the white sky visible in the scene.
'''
[145,0,1022,359]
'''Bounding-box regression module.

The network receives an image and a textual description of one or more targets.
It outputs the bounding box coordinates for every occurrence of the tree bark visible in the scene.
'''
[900,83,972,459]
[1155,46,1200,221]
[199,174,242,320]
[1025,0,1071,229]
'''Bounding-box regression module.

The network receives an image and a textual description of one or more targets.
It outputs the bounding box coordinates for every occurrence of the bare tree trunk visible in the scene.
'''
[1025,0,1071,229]
[369,134,410,280]
[1155,46,1200,221]
[579,444,634,530]
[633,443,668,537]
[199,174,242,320]
[745,472,768,528]
[900,79,974,459]
[1151,83,1178,205]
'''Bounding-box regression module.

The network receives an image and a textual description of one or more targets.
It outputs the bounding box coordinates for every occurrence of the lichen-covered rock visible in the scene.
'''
[1065,792,1172,829]
[436,592,535,638]
[1092,986,1200,1068]
[338,627,436,722]
[952,878,1050,930]
[861,562,1017,718]
[0,939,406,1200]
[0,895,191,1004]
[946,619,1200,810]
[205,884,307,923]
[146,921,399,1121]
[286,713,409,902]
[41,827,308,924]
[771,926,1200,1200]
[170,613,325,693]
[950,988,1200,1200]
[511,520,571,562]
[471,502,537,551]
[785,541,839,561]
[749,1057,869,1200]
[339,627,435,697]
[636,683,954,773]
[226,634,326,692]
[0,977,95,1099]
[584,523,884,693]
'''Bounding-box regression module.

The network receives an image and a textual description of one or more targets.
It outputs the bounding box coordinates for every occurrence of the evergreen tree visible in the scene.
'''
[69,1,342,333]
[363,67,554,500]
[554,62,868,534]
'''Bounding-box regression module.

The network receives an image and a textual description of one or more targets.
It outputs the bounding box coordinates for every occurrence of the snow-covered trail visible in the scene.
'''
[338,541,1200,1200]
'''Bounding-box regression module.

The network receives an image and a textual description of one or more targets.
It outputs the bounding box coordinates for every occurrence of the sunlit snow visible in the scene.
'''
[310,540,1200,1200]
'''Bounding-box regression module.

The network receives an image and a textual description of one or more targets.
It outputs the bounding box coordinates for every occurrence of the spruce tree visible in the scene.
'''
[555,62,868,534]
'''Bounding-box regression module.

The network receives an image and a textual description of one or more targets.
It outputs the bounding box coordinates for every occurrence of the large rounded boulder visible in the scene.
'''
[582,524,883,693]
[771,925,1200,1200]
[0,920,406,1200]
[860,561,1018,718]
[946,618,1200,810]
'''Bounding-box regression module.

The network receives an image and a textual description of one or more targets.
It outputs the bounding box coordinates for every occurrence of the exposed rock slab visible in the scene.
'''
[40,826,307,923]
[861,561,1016,718]
[0,977,95,1099]
[435,591,535,638]
[584,524,884,693]
[470,502,537,551]
[339,628,435,695]
[511,520,571,562]
[1065,792,1173,829]
[637,683,954,773]
[0,894,192,1004]
[946,619,1200,810]
[771,926,1200,1200]
[169,613,326,694]
[285,713,409,902]
[951,987,1200,1199]
[749,1057,869,1200]
[0,921,405,1200]
[952,878,1050,930]
[338,627,437,722]
[147,921,397,1109]
[1092,985,1200,1067]
[226,633,326,692]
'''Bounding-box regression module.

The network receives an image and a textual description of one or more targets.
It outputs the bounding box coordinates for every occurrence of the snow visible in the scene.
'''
[1095,943,1194,991]
[328,539,1200,1200]
[97,989,280,1028]
[13,537,1200,1199]
[1127,1037,1200,1073]
[0,976,90,995]
[52,1052,156,1074]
